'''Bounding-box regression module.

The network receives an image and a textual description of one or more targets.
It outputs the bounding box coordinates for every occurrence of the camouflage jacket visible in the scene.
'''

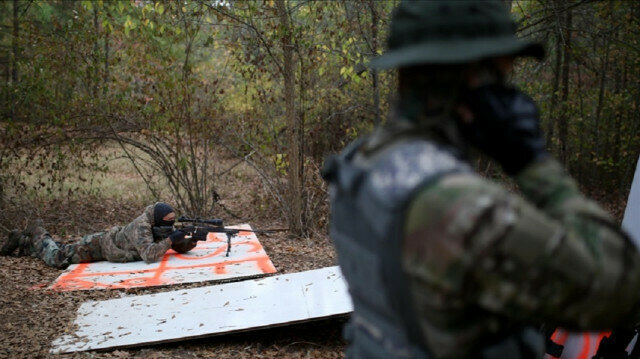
[402,154,640,358]
[99,204,171,264]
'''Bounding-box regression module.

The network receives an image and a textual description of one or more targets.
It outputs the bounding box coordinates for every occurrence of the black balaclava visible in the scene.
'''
[153,202,175,227]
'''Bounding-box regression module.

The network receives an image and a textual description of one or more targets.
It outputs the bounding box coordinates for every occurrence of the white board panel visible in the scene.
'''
[49,224,276,291]
[623,156,640,246]
[51,266,352,353]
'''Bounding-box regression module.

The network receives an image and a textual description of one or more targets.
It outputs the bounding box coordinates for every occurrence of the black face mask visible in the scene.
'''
[153,202,175,227]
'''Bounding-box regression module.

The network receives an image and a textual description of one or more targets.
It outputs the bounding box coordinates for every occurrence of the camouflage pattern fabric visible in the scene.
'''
[18,230,105,269]
[402,157,640,359]
[19,203,172,268]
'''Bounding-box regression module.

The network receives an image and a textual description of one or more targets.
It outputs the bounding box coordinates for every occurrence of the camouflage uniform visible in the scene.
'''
[401,147,640,358]
[16,203,171,269]
[325,1,640,358]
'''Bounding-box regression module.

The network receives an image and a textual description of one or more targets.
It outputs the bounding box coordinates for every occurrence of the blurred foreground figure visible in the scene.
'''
[0,202,195,269]
[322,1,640,358]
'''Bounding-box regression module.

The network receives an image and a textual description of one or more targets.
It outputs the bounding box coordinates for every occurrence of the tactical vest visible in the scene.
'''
[325,136,548,359]
[324,137,469,359]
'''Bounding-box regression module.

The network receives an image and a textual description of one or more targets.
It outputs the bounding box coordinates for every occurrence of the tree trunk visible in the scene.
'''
[276,0,303,237]
[558,7,571,166]
[369,0,381,126]
[92,6,99,97]
[11,0,19,121]
[594,34,610,180]
[612,29,623,190]
[104,27,109,94]
[575,63,586,181]
[547,27,562,152]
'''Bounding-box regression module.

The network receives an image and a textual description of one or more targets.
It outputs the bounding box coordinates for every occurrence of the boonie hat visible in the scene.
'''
[369,0,544,69]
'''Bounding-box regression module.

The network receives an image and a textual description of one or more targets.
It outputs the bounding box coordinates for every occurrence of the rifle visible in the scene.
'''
[172,216,283,257]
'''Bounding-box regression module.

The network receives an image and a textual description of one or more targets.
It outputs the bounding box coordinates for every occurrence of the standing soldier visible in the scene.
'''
[323,1,640,358]
[0,202,195,268]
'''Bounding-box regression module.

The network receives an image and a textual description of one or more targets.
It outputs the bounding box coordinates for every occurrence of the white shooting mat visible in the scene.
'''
[50,266,352,353]
[49,224,276,291]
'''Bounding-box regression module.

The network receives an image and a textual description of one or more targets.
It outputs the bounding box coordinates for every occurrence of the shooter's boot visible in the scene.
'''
[23,219,46,238]
[0,230,21,255]
[18,219,48,256]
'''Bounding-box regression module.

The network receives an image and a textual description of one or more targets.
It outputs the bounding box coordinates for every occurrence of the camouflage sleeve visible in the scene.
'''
[403,157,640,331]
[101,227,136,263]
[131,222,171,264]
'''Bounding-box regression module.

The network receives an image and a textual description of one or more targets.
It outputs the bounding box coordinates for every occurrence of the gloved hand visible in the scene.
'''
[152,226,174,241]
[169,229,186,243]
[456,84,548,175]
[171,236,197,254]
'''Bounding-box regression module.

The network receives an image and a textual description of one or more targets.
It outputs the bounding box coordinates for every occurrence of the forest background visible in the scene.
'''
[1,0,638,238]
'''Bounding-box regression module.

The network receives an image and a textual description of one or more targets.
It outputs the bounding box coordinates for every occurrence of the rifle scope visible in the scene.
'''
[177,216,223,226]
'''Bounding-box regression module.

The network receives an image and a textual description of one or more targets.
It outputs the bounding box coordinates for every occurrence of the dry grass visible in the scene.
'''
[4,144,161,203]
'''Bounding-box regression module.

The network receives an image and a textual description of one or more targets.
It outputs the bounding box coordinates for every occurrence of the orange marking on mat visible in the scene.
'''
[141,251,171,287]
[174,244,229,260]
[257,257,277,273]
[51,277,112,291]
[214,264,227,275]
[576,333,591,359]
[555,329,569,346]
[53,254,270,279]
[163,255,271,271]
[208,232,226,242]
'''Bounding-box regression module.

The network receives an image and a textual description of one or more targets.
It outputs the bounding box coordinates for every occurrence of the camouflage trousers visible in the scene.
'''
[19,230,106,269]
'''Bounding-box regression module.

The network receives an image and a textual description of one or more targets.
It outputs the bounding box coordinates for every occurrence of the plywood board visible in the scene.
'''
[623,155,640,246]
[50,266,352,353]
[49,224,276,291]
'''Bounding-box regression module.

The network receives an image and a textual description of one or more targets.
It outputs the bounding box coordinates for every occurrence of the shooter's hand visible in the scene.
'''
[170,233,197,254]
[169,229,186,243]
[456,84,548,175]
